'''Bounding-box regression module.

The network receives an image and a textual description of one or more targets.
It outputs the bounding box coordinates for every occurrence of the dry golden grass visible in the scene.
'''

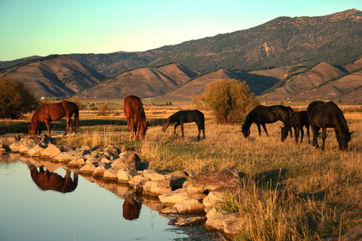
[5,102,362,240]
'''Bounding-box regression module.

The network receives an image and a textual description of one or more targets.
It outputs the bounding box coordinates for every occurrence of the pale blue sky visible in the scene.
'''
[0,0,361,61]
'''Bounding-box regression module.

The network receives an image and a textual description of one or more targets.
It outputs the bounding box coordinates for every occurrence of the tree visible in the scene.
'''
[200,79,259,123]
[0,78,39,119]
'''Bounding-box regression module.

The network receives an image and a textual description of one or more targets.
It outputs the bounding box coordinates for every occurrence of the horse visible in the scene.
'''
[28,101,79,137]
[29,165,78,193]
[281,111,310,143]
[307,101,351,150]
[242,105,294,137]
[162,110,205,140]
[123,95,147,141]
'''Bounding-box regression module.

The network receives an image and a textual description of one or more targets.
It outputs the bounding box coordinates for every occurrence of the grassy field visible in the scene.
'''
[1,101,361,240]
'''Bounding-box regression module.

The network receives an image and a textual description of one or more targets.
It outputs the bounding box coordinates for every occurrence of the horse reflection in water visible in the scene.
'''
[29,165,78,193]
[122,193,142,220]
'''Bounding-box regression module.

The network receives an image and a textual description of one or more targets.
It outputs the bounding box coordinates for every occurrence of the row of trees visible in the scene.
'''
[0,77,258,123]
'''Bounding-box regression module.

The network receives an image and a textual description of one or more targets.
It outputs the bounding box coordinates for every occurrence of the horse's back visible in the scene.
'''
[307,101,345,127]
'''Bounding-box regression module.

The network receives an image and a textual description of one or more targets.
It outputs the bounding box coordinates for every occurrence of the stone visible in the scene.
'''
[85,157,101,164]
[143,178,172,196]
[54,150,83,163]
[142,169,168,181]
[0,136,17,146]
[76,145,92,155]
[128,174,149,187]
[41,143,61,158]
[67,158,86,167]
[26,145,43,156]
[11,138,37,154]
[160,206,178,214]
[168,216,206,227]
[203,191,225,212]
[159,189,189,205]
[79,163,97,174]
[205,208,244,235]
[111,159,128,170]
[93,165,107,177]
[103,168,119,181]
[174,198,205,214]
[117,169,135,183]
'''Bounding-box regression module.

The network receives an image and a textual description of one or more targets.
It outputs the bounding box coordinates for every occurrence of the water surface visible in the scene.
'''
[0,155,216,241]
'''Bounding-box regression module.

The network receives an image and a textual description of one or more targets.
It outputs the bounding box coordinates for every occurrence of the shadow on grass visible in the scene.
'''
[0,118,166,135]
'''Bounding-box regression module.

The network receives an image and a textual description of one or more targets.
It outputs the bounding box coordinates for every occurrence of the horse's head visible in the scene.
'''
[280,126,289,142]
[241,124,250,137]
[338,131,352,151]
[162,119,170,132]
[139,120,147,139]
[28,123,37,136]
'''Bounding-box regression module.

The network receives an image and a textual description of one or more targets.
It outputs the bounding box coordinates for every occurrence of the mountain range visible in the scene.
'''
[0,9,361,103]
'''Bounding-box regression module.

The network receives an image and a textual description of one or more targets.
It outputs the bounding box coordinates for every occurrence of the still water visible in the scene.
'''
[0,154,216,241]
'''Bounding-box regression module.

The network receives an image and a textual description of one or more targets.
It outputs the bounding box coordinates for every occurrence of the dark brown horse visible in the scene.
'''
[162,110,205,140]
[281,111,310,143]
[242,105,294,137]
[122,194,142,220]
[29,165,78,193]
[307,101,351,150]
[28,101,79,137]
[124,95,147,141]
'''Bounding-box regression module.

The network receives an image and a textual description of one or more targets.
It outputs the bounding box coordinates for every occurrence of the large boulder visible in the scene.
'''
[9,137,37,153]
[143,178,172,196]
[203,191,225,212]
[79,162,99,174]
[174,198,205,214]
[205,208,244,235]
[54,150,83,163]
[117,169,136,183]
[40,143,61,158]
[67,158,86,167]
[103,168,119,181]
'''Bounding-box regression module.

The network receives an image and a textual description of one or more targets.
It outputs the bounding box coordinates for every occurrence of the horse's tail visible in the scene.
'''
[74,105,79,133]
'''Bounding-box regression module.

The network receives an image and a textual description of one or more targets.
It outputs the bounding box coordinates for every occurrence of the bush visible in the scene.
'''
[200,79,259,123]
[0,78,39,119]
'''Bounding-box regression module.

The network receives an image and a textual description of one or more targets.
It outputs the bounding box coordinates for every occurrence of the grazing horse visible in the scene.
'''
[28,101,79,137]
[124,95,147,141]
[162,110,205,140]
[281,111,310,143]
[29,165,78,193]
[242,105,293,137]
[307,101,351,150]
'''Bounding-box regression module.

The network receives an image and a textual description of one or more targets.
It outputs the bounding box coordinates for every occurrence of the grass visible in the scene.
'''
[2,104,362,240]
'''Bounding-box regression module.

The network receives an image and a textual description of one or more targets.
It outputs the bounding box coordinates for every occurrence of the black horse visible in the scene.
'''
[242,105,294,137]
[162,110,205,140]
[281,111,310,143]
[307,101,351,150]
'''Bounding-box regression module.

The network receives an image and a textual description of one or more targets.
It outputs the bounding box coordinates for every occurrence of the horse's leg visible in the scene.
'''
[134,123,139,141]
[45,120,52,137]
[294,127,298,143]
[257,124,262,136]
[306,125,310,143]
[180,122,184,138]
[64,115,71,136]
[173,123,179,136]
[321,126,327,151]
[202,125,205,139]
[312,126,319,148]
[196,123,201,140]
[262,123,269,136]
[126,119,133,141]
[300,126,304,143]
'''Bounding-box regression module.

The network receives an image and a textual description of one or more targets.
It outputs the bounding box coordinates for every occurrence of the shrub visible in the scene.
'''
[0,78,39,119]
[199,79,259,123]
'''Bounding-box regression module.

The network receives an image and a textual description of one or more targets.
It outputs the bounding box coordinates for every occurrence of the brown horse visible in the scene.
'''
[281,111,310,143]
[29,165,78,193]
[28,101,79,137]
[124,95,147,141]
[307,101,351,150]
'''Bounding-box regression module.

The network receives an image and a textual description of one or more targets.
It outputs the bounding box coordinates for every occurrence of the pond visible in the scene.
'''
[0,154,218,241]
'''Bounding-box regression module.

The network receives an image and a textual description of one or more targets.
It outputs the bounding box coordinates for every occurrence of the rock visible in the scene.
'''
[67,158,86,167]
[168,216,206,227]
[125,153,149,170]
[10,138,37,153]
[26,145,43,156]
[160,206,178,214]
[103,145,119,159]
[117,169,136,183]
[174,198,205,214]
[143,178,172,196]
[203,191,225,212]
[54,150,83,163]
[76,145,92,155]
[128,174,149,187]
[93,164,109,177]
[183,168,241,194]
[0,144,11,153]
[86,157,101,164]
[79,163,97,174]
[41,143,61,158]
[205,208,244,235]
[143,169,168,181]
[0,136,17,146]
[103,168,119,181]
[159,189,189,205]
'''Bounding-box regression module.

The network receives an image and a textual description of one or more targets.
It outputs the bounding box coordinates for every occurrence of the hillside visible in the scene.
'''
[69,9,362,76]
[78,63,196,99]
[0,55,105,97]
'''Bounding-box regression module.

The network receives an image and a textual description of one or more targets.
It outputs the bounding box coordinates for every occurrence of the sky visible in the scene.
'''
[0,0,361,61]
